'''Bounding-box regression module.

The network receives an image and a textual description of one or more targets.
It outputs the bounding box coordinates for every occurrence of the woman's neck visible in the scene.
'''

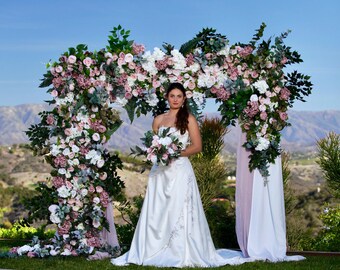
[167,108,179,116]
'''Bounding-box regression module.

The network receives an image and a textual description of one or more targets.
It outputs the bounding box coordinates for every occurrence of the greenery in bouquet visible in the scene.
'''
[131,127,184,166]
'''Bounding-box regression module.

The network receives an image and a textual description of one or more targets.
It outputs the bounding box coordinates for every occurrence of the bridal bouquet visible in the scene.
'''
[131,127,184,166]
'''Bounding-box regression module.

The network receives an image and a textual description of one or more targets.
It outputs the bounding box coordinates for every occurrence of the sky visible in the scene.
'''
[0,0,339,112]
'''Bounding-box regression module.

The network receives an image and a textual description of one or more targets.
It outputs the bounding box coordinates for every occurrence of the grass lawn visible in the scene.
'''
[1,241,339,270]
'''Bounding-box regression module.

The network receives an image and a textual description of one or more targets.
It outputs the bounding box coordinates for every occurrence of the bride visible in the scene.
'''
[111,82,245,267]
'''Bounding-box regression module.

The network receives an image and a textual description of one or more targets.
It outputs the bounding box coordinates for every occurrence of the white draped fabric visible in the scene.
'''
[111,127,247,267]
[236,126,305,262]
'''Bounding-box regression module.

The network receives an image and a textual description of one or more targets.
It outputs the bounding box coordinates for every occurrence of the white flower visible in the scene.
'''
[250,94,259,102]
[58,168,66,175]
[93,220,101,228]
[105,52,113,58]
[50,213,61,224]
[145,93,159,107]
[17,245,33,255]
[50,249,60,256]
[158,137,172,146]
[57,185,71,198]
[48,204,59,213]
[255,137,270,151]
[92,133,100,141]
[150,155,157,164]
[77,223,85,230]
[81,189,88,197]
[99,75,106,82]
[93,197,100,204]
[217,46,230,56]
[63,148,71,156]
[97,159,105,168]
[124,53,134,63]
[152,47,166,60]
[115,97,128,107]
[71,145,79,153]
[50,146,60,157]
[259,104,267,112]
[253,80,269,94]
[61,249,72,256]
[193,91,206,106]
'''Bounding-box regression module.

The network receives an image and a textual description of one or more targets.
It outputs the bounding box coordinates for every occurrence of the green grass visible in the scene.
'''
[0,256,339,270]
[1,242,339,270]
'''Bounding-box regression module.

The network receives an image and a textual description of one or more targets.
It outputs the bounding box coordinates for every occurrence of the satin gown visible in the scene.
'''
[111,127,246,267]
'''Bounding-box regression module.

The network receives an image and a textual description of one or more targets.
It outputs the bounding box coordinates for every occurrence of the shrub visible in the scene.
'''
[316,132,340,198]
[311,204,340,252]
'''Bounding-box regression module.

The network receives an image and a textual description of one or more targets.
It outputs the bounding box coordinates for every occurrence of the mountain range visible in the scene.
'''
[0,104,339,153]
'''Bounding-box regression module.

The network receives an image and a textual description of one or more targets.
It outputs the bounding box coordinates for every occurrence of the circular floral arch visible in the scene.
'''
[24,23,312,256]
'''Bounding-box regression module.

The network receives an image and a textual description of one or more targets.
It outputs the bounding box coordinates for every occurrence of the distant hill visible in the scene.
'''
[0,104,339,153]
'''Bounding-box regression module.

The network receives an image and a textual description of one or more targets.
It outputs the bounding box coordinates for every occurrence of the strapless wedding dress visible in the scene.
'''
[111,127,246,267]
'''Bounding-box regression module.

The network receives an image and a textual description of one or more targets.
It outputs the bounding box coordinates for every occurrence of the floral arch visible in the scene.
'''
[24,23,312,256]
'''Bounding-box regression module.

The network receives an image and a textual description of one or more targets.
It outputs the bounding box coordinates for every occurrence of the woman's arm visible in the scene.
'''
[180,114,202,157]
[152,115,162,134]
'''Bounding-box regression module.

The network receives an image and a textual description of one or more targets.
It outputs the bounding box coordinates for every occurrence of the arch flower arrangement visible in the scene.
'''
[17,23,311,257]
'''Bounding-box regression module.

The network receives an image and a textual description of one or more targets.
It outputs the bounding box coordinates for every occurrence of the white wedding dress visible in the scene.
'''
[111,127,247,267]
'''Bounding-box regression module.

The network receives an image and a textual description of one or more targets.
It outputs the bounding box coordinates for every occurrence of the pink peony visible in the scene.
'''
[58,220,71,235]
[132,43,145,55]
[52,176,65,188]
[54,155,67,167]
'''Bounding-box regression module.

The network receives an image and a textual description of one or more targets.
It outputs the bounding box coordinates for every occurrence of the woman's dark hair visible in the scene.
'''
[166,82,189,134]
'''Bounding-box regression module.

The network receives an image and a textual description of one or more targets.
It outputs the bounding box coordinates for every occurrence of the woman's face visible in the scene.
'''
[167,88,185,109]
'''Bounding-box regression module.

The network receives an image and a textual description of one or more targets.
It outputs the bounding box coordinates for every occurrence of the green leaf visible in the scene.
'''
[124,98,137,123]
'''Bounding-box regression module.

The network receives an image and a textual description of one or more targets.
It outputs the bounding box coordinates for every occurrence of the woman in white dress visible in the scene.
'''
[111,83,245,267]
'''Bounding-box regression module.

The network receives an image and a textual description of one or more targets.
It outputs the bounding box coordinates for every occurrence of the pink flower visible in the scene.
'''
[279,111,288,121]
[125,92,133,99]
[96,186,103,193]
[132,43,145,55]
[260,111,268,120]
[55,65,63,73]
[89,185,95,193]
[68,55,77,64]
[187,81,196,90]
[54,155,67,167]
[27,251,36,258]
[64,128,72,136]
[87,236,101,247]
[52,176,65,188]
[280,87,291,100]
[46,114,55,125]
[99,172,107,180]
[185,91,193,98]
[51,90,58,97]
[83,57,93,67]
[58,220,71,235]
